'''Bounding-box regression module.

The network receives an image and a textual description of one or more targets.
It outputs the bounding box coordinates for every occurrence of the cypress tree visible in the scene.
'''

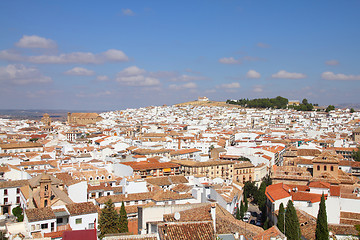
[257,182,267,210]
[243,190,248,212]
[119,201,128,233]
[315,194,329,240]
[285,200,301,240]
[240,201,245,219]
[236,203,241,220]
[99,199,120,239]
[277,203,285,233]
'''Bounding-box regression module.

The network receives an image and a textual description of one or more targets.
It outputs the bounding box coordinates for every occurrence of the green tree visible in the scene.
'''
[236,204,241,220]
[240,201,245,219]
[119,201,128,233]
[315,194,329,240]
[285,200,301,240]
[325,105,335,112]
[99,199,120,239]
[277,203,285,234]
[12,205,24,222]
[244,181,257,200]
[243,190,248,212]
[263,218,269,230]
[352,149,360,162]
[257,182,267,210]
[350,108,355,113]
[29,138,39,142]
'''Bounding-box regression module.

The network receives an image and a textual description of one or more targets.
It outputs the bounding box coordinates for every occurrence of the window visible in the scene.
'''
[75,218,82,224]
[4,189,7,195]
[317,165,320,171]
[41,223,48,229]
[57,218,63,224]
[88,223,94,229]
[31,225,35,231]
[17,188,20,194]
[331,166,334,171]
[16,196,20,204]
[51,222,55,232]
[324,166,327,171]
[4,198,8,204]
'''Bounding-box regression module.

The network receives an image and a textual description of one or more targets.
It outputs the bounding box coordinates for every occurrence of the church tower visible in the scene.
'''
[39,174,51,208]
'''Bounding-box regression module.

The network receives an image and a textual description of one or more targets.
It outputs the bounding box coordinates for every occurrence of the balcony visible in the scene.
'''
[57,224,71,232]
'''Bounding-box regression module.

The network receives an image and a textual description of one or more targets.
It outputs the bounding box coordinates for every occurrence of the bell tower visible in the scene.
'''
[39,174,51,208]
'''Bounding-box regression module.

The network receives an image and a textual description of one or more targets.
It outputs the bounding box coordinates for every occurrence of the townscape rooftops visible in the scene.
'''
[25,207,56,222]
[66,202,98,216]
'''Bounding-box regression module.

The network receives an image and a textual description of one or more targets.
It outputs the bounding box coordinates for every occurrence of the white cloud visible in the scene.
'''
[122,8,135,16]
[218,82,241,89]
[96,75,109,81]
[0,64,52,85]
[169,82,197,90]
[0,49,129,64]
[0,50,24,61]
[321,71,360,81]
[116,66,160,86]
[257,42,270,48]
[325,60,339,66]
[271,70,306,79]
[246,70,261,79]
[219,57,241,64]
[15,35,57,49]
[101,49,129,62]
[253,85,264,93]
[64,67,95,76]
[170,74,207,82]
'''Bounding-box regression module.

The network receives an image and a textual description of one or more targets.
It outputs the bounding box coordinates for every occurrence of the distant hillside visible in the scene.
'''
[335,103,360,110]
[0,109,102,121]
[175,101,242,108]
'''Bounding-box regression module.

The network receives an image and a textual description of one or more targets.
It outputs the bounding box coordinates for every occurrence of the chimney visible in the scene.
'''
[210,203,216,233]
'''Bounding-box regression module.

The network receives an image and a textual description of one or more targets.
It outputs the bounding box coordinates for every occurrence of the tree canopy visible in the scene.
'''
[119,201,128,233]
[227,96,288,109]
[277,203,285,234]
[315,194,329,240]
[352,149,360,162]
[99,199,121,239]
[325,105,335,112]
[12,205,24,222]
[285,200,301,240]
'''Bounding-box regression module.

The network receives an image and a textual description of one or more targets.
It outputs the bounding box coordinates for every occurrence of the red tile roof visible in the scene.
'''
[265,183,291,203]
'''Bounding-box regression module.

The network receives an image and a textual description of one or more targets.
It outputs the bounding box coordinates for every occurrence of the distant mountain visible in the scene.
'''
[0,109,103,121]
[335,103,360,110]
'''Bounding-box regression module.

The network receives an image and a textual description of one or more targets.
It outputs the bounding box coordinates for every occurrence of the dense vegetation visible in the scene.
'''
[243,175,272,227]
[226,96,316,111]
[352,149,360,161]
[227,96,288,109]
[99,199,128,239]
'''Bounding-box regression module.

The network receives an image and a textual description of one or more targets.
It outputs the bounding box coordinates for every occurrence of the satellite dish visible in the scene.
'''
[174,212,181,221]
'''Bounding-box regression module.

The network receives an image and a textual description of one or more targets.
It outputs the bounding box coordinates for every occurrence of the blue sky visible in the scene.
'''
[0,1,359,110]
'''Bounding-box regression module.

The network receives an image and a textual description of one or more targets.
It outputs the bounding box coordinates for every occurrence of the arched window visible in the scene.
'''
[331,166,334,171]
[324,166,327,171]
